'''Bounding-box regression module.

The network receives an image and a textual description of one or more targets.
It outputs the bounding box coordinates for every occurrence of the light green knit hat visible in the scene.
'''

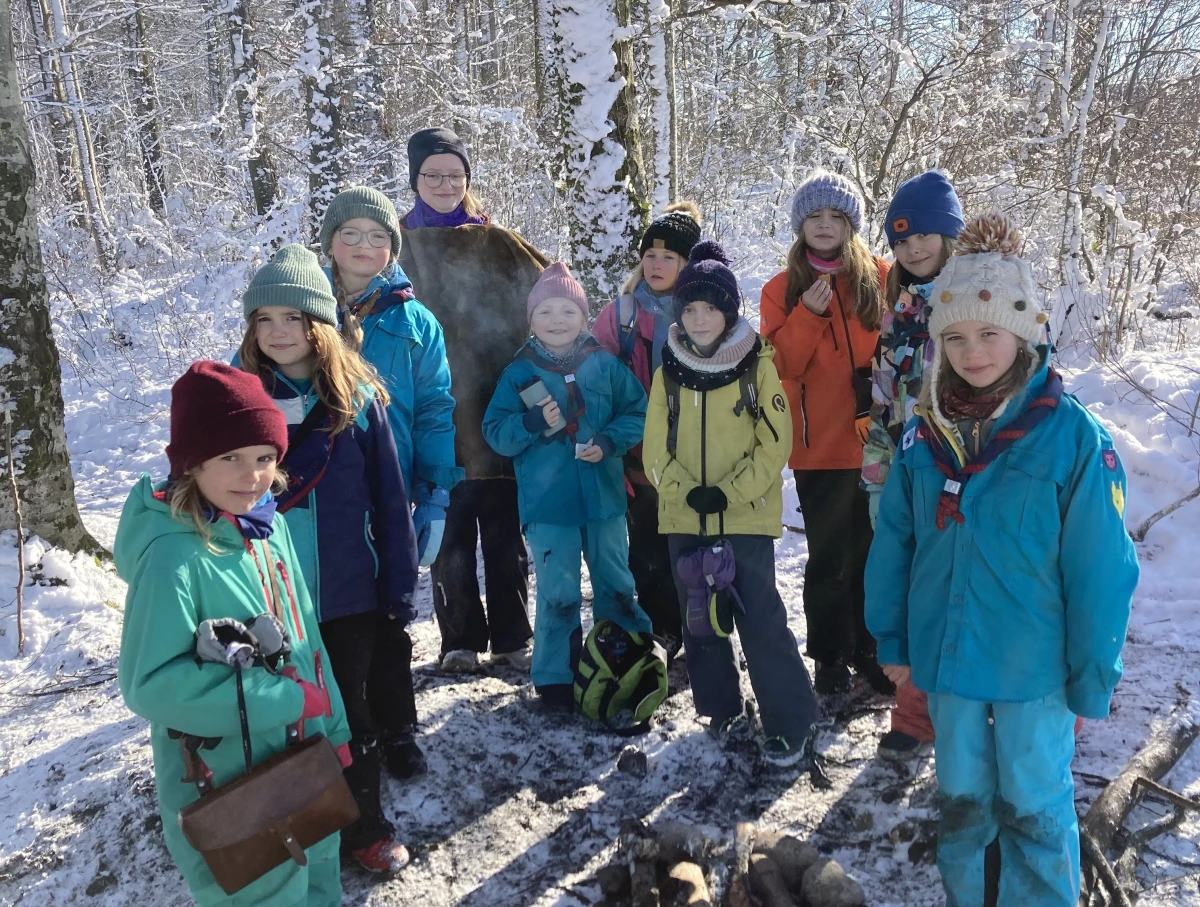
[318,186,402,257]
[243,244,338,326]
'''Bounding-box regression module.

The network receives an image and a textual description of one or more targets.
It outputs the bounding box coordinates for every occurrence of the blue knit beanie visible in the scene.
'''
[790,169,864,235]
[673,240,741,329]
[884,170,965,247]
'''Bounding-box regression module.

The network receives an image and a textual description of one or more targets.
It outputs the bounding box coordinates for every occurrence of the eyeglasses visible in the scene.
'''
[336,227,391,249]
[419,172,468,189]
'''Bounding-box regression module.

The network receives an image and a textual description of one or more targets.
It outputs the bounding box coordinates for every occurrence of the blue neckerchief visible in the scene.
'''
[207,490,277,539]
[530,333,589,368]
[633,280,674,371]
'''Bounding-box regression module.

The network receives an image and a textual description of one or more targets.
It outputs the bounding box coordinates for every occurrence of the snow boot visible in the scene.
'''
[813,661,852,695]
[853,653,896,695]
[877,730,927,762]
[350,837,411,874]
[441,649,479,673]
[537,683,575,714]
[383,727,428,779]
[489,646,532,670]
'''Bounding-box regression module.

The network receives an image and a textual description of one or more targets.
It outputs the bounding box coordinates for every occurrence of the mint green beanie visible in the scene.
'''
[242,244,338,326]
[318,186,402,257]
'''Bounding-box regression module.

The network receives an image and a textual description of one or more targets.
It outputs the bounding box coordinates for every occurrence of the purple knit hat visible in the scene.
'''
[673,240,741,328]
[527,262,589,321]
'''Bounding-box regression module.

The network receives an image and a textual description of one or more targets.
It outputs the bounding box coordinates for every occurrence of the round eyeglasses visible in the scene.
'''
[336,228,391,249]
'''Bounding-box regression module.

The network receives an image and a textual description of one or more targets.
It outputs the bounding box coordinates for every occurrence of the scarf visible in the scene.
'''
[662,319,761,393]
[212,491,278,539]
[938,364,1027,422]
[404,197,489,230]
[924,369,1063,530]
[633,280,674,371]
[530,333,589,368]
[806,249,843,274]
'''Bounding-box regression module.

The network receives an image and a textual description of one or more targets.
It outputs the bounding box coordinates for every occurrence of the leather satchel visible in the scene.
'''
[174,667,358,895]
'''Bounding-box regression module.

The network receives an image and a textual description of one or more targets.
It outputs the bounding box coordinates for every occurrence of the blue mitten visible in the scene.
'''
[412,485,451,567]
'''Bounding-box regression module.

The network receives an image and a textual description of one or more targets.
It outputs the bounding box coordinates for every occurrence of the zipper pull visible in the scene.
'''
[972,421,981,457]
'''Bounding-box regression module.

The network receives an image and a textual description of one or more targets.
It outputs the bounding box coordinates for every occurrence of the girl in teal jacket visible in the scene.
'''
[482,264,652,710]
[865,215,1138,907]
[116,361,351,907]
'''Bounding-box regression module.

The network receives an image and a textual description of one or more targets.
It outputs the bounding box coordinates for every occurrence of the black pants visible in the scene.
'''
[320,610,417,850]
[793,468,874,666]
[625,479,681,642]
[431,477,532,656]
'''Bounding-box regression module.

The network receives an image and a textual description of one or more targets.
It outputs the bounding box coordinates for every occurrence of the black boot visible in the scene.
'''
[383,727,427,780]
[853,652,896,696]
[813,662,853,695]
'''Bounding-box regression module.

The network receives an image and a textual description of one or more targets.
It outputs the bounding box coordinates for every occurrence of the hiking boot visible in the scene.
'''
[441,649,479,673]
[537,684,575,714]
[877,730,927,762]
[384,728,428,779]
[853,654,897,696]
[350,837,410,873]
[813,662,853,695]
[760,734,809,768]
[489,646,532,670]
[707,711,750,746]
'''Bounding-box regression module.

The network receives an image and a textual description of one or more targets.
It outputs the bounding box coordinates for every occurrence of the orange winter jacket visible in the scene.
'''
[759,259,889,471]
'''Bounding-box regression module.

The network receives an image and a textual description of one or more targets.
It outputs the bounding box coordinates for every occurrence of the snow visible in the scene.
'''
[2,327,1200,903]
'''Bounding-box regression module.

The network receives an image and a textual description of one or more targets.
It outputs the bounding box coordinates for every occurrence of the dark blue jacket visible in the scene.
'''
[269,372,419,624]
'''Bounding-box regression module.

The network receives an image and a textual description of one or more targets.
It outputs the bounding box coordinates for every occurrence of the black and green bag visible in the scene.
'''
[573,620,669,734]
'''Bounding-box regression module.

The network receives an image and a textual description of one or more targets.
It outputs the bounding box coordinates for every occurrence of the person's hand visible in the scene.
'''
[801,277,833,315]
[855,416,871,445]
[578,443,604,463]
[282,666,330,720]
[540,396,562,429]
[882,664,911,688]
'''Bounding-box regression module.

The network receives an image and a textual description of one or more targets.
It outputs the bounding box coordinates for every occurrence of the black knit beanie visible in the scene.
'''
[407,128,471,192]
[640,208,701,259]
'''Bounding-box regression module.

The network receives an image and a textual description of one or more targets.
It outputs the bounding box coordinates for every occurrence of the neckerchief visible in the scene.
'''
[923,369,1063,530]
[883,267,936,377]
[332,263,416,321]
[633,280,673,371]
[517,335,603,442]
[403,197,490,229]
[806,249,843,274]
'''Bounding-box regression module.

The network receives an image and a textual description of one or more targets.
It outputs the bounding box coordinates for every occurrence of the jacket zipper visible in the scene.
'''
[276,560,306,642]
[799,384,810,448]
[972,421,981,461]
[700,389,708,536]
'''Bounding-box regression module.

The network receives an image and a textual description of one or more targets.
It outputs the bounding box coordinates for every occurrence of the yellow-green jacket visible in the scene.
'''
[644,321,793,537]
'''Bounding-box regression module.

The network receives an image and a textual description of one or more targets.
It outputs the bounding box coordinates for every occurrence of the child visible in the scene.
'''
[240,244,418,873]
[116,361,352,906]
[593,202,703,651]
[643,241,820,767]
[760,169,891,696]
[865,214,1139,906]
[861,170,964,761]
[482,263,652,711]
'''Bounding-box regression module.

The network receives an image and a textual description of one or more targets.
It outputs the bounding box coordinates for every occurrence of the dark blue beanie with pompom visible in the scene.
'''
[673,240,741,328]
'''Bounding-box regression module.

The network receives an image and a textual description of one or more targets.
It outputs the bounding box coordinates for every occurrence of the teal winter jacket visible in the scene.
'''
[482,337,647,527]
[116,475,351,905]
[865,358,1139,719]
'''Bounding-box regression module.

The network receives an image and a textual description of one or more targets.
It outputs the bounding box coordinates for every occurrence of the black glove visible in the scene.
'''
[686,485,729,515]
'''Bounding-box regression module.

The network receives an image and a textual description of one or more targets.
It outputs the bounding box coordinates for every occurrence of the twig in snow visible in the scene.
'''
[3,397,25,656]
[1130,485,1200,543]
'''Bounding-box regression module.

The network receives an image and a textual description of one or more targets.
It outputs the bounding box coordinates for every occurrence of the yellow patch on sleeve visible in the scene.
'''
[1111,481,1125,518]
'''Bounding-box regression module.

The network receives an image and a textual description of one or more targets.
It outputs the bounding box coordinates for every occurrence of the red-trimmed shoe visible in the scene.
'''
[351,837,411,874]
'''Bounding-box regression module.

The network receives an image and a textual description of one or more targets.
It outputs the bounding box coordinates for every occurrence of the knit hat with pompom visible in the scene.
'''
[640,200,703,259]
[672,240,742,328]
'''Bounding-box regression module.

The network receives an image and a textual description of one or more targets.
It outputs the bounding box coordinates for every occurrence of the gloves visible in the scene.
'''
[282,666,329,721]
[855,416,872,445]
[412,484,451,568]
[194,619,258,670]
[686,485,729,516]
[244,613,291,671]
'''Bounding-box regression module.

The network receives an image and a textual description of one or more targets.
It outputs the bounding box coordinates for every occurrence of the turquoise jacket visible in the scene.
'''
[116,476,351,905]
[332,263,464,493]
[482,337,647,527]
[865,358,1139,719]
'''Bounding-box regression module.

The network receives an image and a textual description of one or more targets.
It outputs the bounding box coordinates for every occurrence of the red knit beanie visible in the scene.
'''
[166,361,289,477]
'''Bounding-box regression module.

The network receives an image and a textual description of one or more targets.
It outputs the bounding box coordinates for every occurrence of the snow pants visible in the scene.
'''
[625,477,682,644]
[927,690,1079,907]
[431,477,532,657]
[668,534,820,743]
[526,516,652,689]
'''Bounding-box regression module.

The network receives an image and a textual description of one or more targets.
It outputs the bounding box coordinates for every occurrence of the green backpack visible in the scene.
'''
[573,620,669,734]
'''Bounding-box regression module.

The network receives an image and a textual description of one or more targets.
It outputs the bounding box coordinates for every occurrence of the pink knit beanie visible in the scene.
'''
[527,262,589,321]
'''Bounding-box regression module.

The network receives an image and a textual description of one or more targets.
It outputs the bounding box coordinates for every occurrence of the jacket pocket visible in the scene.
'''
[364,512,380,579]
[993,450,1061,539]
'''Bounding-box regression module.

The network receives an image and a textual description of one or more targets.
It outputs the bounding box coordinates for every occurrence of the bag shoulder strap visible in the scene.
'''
[285,399,330,456]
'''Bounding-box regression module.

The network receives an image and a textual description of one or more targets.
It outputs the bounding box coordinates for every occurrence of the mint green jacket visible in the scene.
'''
[115,475,350,905]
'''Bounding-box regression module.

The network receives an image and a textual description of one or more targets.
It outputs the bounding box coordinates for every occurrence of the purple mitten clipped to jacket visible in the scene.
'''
[675,541,745,638]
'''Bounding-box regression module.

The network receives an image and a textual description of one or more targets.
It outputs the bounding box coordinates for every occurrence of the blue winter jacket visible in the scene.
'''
[865,356,1139,719]
[330,263,464,494]
[482,337,648,527]
[269,372,419,625]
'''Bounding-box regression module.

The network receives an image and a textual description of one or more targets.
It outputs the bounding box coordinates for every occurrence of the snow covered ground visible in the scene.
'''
[2,338,1200,906]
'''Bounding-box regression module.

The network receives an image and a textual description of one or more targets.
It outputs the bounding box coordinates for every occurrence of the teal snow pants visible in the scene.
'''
[927,690,1079,907]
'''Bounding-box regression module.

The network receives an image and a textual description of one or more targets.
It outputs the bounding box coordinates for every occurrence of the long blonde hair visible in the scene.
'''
[784,217,885,331]
[884,236,955,310]
[239,314,389,436]
[169,470,288,550]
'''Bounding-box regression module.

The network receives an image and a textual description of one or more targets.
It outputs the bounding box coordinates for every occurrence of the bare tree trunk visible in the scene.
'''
[0,0,102,554]
[299,0,345,233]
[227,0,280,217]
[127,0,167,216]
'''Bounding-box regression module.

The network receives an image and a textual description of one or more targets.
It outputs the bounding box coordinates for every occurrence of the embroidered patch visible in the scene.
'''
[771,393,786,414]
[1111,481,1125,518]
[1102,449,1117,471]
[653,238,666,249]
[892,217,909,233]
[901,426,917,450]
